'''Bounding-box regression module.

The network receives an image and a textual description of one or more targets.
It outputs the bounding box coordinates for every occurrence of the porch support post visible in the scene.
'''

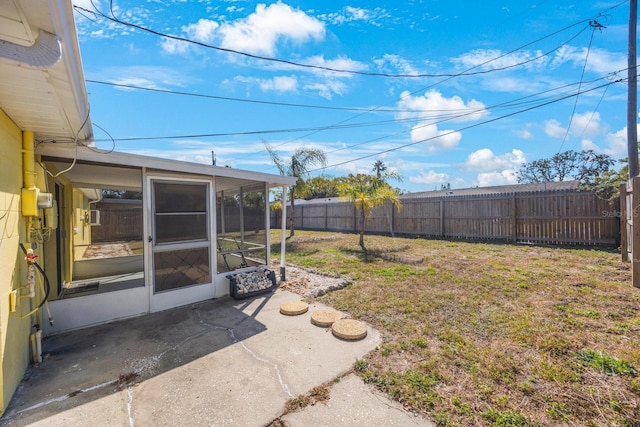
[265,182,271,267]
[280,185,288,282]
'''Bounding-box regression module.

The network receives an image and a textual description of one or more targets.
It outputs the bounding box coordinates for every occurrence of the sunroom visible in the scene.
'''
[36,143,296,334]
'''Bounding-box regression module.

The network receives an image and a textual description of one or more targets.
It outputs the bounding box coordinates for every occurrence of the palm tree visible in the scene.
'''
[372,160,402,181]
[338,174,401,253]
[265,143,327,237]
[372,160,387,178]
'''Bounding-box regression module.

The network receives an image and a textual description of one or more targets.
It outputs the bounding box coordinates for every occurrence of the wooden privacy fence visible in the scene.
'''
[91,208,143,243]
[620,177,640,287]
[274,190,620,247]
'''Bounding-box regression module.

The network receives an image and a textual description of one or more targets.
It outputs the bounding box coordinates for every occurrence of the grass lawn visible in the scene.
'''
[272,230,640,427]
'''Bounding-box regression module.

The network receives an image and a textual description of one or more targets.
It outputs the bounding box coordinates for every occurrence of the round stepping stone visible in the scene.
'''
[280,300,309,316]
[331,319,368,340]
[310,309,343,327]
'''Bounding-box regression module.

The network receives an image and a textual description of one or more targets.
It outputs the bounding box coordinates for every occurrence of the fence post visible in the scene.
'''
[621,183,629,262]
[389,202,395,237]
[632,177,640,288]
[439,199,445,237]
[325,203,328,230]
[511,196,517,242]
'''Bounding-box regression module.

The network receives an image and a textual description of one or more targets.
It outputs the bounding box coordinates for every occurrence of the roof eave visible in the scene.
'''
[36,143,298,187]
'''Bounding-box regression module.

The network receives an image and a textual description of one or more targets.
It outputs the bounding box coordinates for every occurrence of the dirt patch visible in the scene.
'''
[276,264,351,298]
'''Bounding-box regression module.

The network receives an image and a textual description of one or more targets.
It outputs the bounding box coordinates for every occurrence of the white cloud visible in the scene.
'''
[374,54,420,76]
[409,169,450,184]
[303,80,348,100]
[218,2,325,55]
[411,124,461,152]
[514,126,534,140]
[476,170,518,187]
[544,119,566,139]
[160,38,191,54]
[397,90,488,122]
[552,46,626,74]
[160,2,324,56]
[345,6,371,21]
[95,66,188,90]
[582,125,634,157]
[233,75,299,93]
[569,111,604,138]
[465,148,525,173]
[451,48,549,72]
[183,19,219,43]
[396,90,488,151]
[302,55,367,74]
[465,148,525,187]
[544,112,606,141]
[260,75,298,92]
[319,6,390,26]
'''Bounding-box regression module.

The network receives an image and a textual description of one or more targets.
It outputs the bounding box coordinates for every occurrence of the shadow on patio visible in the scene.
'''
[2,295,270,425]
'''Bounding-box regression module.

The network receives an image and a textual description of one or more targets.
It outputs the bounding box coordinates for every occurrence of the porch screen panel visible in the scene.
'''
[154,182,208,244]
[153,247,210,292]
[152,181,210,293]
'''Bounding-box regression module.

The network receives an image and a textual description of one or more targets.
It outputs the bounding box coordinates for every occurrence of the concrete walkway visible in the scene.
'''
[2,290,433,426]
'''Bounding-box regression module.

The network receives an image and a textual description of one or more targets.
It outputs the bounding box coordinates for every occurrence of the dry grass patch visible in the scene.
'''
[273,231,640,426]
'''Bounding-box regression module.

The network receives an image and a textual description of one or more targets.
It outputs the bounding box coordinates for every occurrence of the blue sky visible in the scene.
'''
[73,0,633,193]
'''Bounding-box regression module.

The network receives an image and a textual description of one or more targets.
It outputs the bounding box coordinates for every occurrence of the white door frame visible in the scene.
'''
[145,173,216,312]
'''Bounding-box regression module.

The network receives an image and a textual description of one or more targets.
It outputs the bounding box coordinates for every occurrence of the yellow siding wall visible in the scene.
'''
[72,189,92,260]
[0,109,32,415]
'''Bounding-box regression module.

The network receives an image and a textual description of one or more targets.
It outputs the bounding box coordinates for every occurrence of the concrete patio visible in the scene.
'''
[1,290,433,426]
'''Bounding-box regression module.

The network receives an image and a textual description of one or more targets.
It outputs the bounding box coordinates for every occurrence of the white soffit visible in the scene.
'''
[0,0,92,143]
[0,0,35,46]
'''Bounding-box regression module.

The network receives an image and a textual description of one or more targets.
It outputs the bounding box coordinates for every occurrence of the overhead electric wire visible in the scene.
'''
[86,80,415,113]
[90,71,625,144]
[74,1,614,79]
[75,0,631,171]
[309,77,629,173]
[322,71,628,157]
[570,85,611,151]
[557,20,602,152]
[77,0,622,154]
[260,14,604,152]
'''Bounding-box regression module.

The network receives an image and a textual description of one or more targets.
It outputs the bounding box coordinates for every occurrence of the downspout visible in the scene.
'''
[21,130,48,361]
[21,130,37,239]
[23,131,36,188]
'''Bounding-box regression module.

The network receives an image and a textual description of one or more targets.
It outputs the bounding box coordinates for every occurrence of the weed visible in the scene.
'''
[412,338,429,349]
[432,411,451,426]
[482,408,531,427]
[533,359,580,383]
[354,358,368,372]
[548,401,571,420]
[309,385,330,403]
[285,394,310,412]
[575,349,638,376]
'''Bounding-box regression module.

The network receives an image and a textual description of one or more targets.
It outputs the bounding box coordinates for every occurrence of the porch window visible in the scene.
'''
[216,183,268,273]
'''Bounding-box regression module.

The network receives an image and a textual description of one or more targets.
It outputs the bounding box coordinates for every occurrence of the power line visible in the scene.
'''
[74,1,600,79]
[320,72,628,158]
[557,20,601,152]
[90,71,626,143]
[258,16,603,153]
[86,80,414,113]
[309,77,628,173]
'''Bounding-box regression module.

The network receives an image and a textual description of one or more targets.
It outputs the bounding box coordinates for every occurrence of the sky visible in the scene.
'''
[72,0,634,193]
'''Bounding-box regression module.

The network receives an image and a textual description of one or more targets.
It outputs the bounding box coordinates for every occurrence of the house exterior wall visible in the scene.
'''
[72,188,92,260]
[0,109,32,416]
